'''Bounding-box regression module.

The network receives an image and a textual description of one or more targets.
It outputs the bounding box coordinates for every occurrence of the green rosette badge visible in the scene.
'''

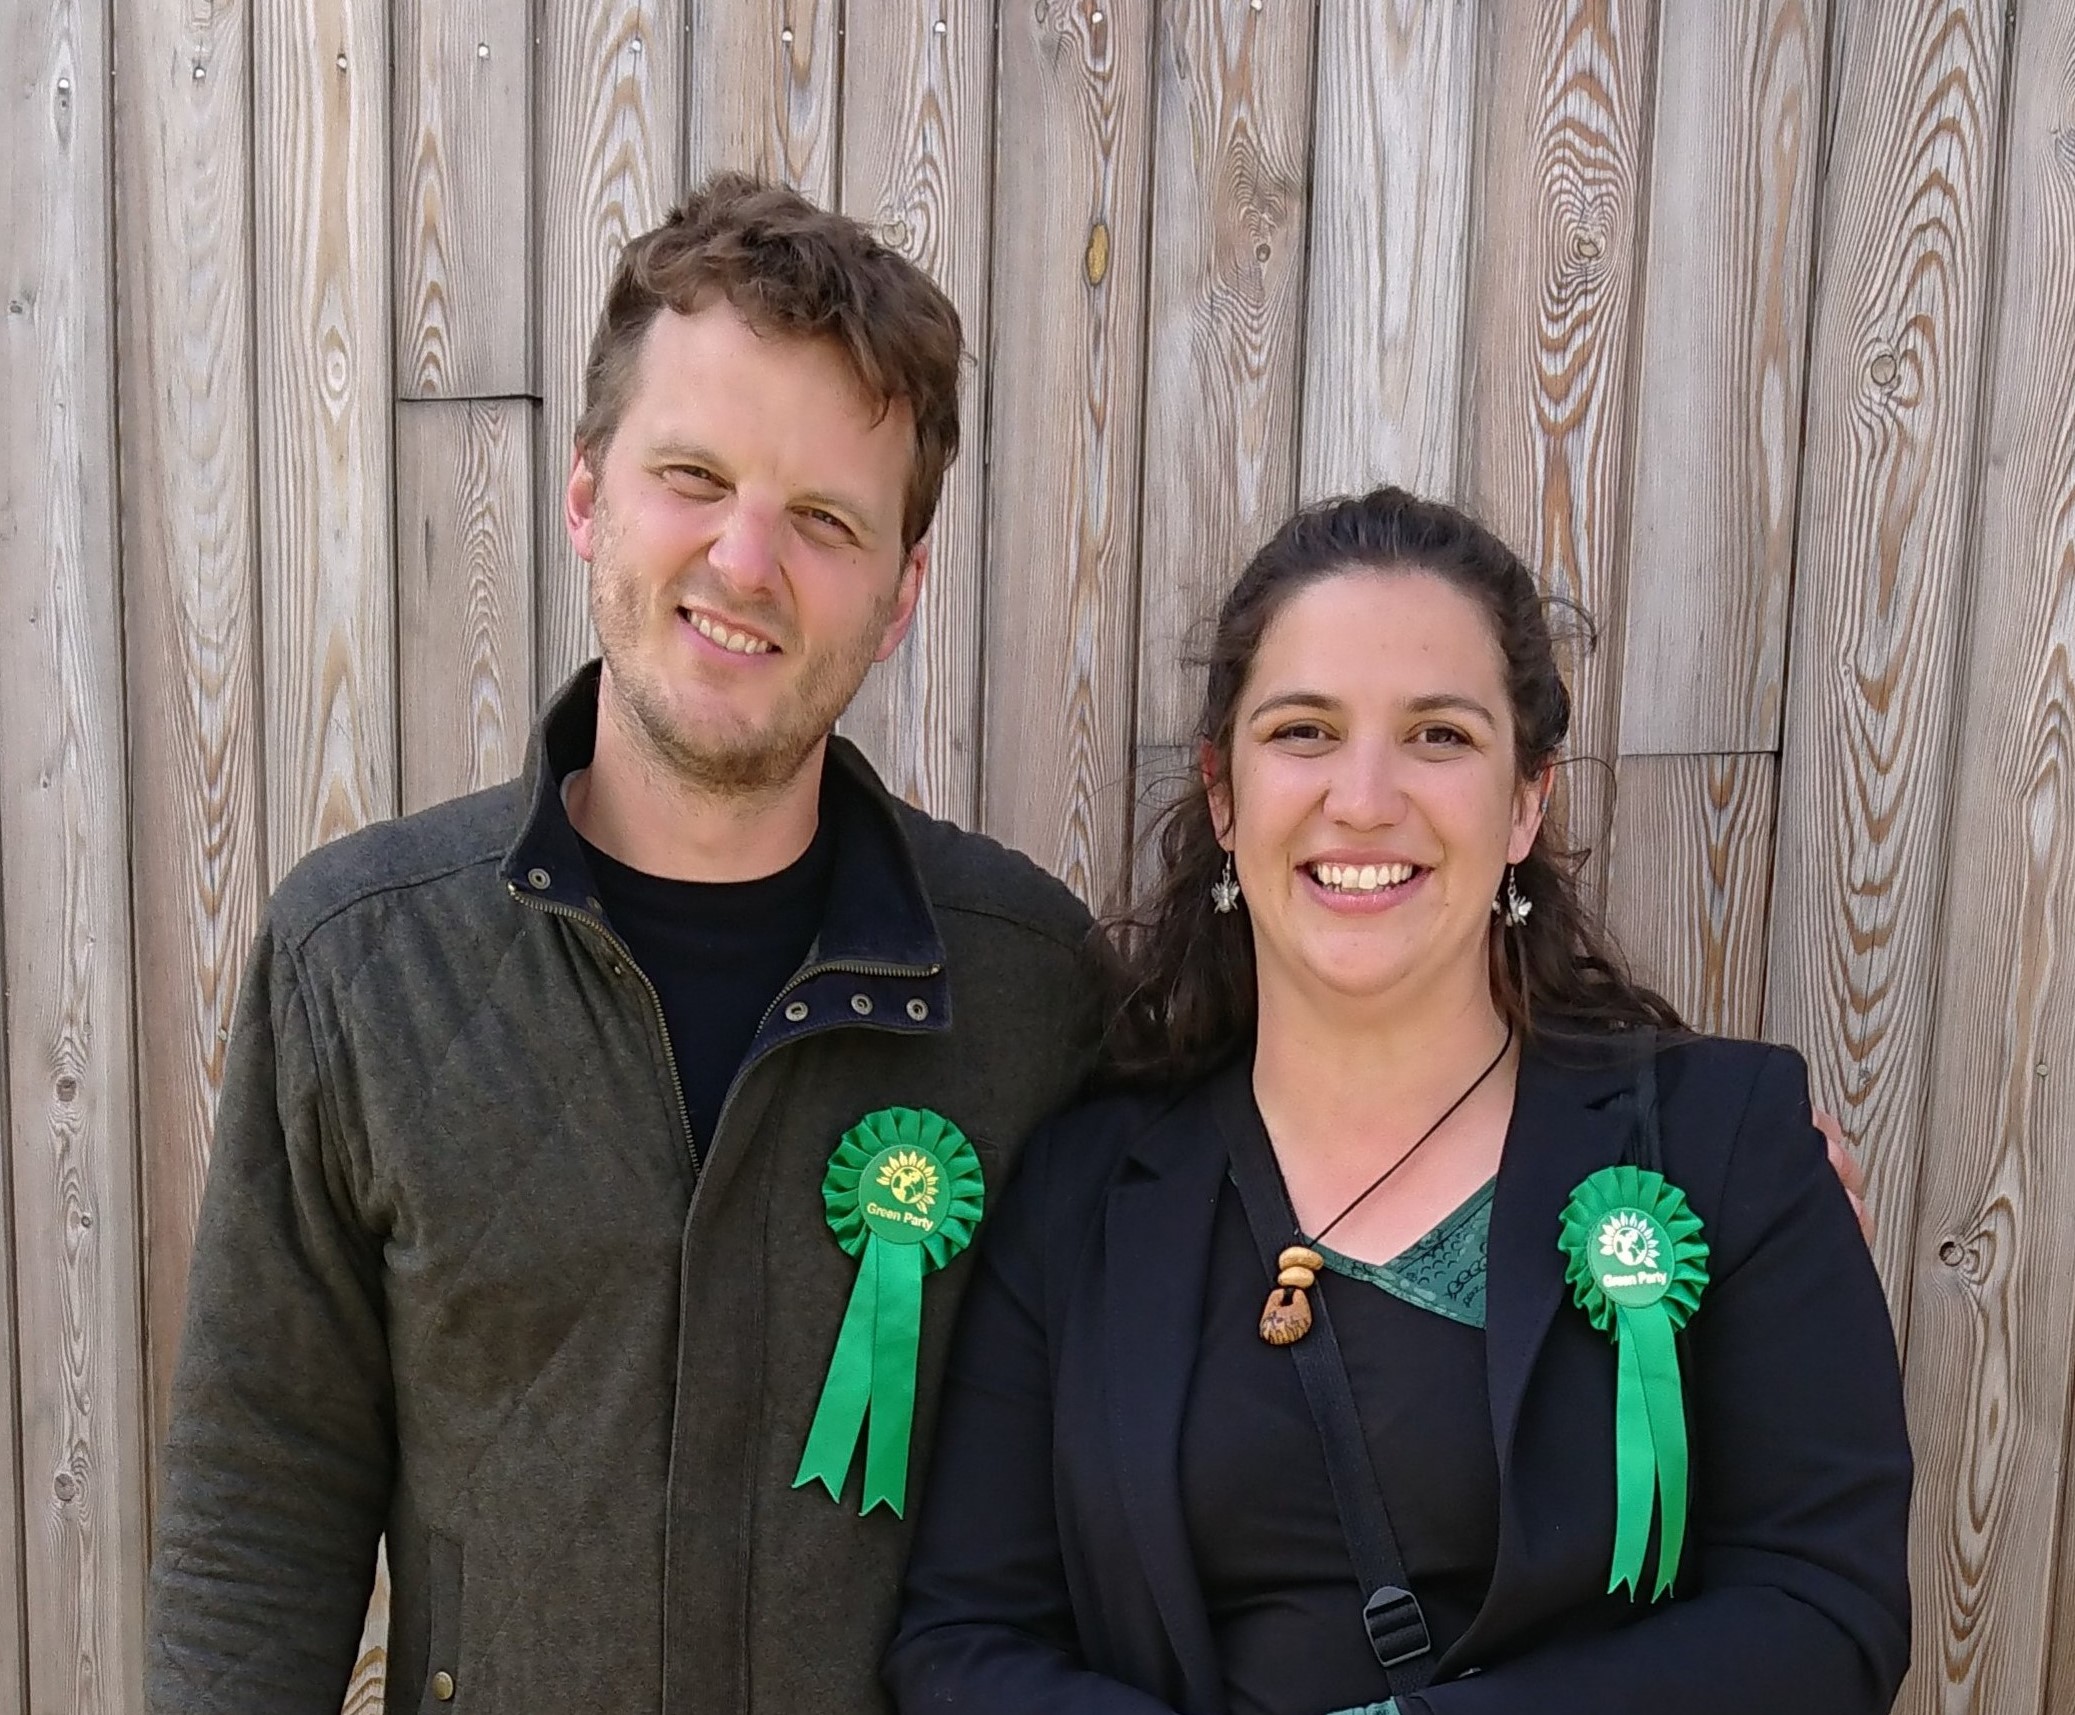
[794,1106,984,1517]
[1558,1165,1710,1601]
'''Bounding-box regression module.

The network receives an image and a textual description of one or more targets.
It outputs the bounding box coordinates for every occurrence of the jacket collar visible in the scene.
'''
[1482,1030,1641,1471]
[501,662,948,981]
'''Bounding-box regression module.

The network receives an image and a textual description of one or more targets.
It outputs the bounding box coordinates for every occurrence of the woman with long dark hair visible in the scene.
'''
[887,488,1910,1715]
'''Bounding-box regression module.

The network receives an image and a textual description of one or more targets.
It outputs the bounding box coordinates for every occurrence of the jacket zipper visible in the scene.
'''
[509,883,704,1180]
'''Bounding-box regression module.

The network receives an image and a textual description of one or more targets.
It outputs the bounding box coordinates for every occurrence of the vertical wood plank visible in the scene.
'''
[1299,0,1478,502]
[537,0,687,694]
[686,0,842,198]
[0,978,23,1707]
[1603,754,1779,1036]
[112,0,268,1480]
[1462,0,1660,886]
[254,0,398,881]
[394,0,534,397]
[2,0,150,1705]
[397,400,538,814]
[1898,6,2075,1712]
[1619,0,1827,753]
[1763,0,2011,1306]
[980,2,1156,905]
[835,2,996,825]
[1132,0,1316,827]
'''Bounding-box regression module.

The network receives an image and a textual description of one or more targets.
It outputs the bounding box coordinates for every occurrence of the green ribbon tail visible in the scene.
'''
[793,1241,883,1500]
[1608,1307,1656,1598]
[1632,1304,1690,1600]
[861,1242,926,1517]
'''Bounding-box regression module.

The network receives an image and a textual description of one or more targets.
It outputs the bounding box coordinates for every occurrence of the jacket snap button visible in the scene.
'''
[526,867,551,890]
[784,1000,809,1022]
[432,1670,455,1700]
[849,994,873,1016]
[905,998,929,1022]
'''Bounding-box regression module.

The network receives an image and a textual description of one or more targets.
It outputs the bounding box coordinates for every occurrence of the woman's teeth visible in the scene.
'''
[1310,861,1417,894]
[689,611,774,655]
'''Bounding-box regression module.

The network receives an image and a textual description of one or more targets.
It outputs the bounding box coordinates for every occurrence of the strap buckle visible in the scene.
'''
[1363,1585,1432,1669]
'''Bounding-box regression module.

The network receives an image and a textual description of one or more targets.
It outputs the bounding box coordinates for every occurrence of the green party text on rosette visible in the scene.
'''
[794,1106,984,1517]
[1558,1164,1710,1601]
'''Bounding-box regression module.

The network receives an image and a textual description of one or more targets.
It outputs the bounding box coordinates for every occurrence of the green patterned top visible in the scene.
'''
[1317,1176,1494,1329]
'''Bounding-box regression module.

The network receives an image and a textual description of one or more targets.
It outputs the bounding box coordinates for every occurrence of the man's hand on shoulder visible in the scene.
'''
[1813,1105,1874,1246]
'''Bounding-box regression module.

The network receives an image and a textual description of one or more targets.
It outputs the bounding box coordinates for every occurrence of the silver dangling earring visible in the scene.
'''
[1494,864,1532,928]
[1211,854,1242,914]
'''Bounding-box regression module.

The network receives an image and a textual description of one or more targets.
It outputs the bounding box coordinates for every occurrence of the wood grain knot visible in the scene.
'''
[1868,349,1900,390]
[1937,1232,1992,1284]
[55,1075,77,1103]
[1255,241,1272,263]
[53,1471,78,1502]
[1085,222,1111,286]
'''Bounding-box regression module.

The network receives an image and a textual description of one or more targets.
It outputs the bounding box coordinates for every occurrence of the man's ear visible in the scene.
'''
[1201,740,1235,850]
[873,539,929,663]
[565,443,601,562]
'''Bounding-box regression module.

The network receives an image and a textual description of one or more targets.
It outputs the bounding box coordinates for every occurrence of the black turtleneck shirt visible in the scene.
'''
[578,817,836,1152]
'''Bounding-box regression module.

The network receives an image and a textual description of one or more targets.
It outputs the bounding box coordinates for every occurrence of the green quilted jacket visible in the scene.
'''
[147,666,1099,1715]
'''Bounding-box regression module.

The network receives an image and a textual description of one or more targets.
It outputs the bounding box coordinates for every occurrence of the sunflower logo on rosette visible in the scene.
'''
[874,1147,940,1222]
[1597,1211,1661,1272]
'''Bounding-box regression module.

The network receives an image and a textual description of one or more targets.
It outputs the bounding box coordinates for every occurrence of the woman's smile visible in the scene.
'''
[1299,857,1430,911]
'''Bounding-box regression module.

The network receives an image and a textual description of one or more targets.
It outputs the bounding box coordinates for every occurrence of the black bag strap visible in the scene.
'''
[1628,1027,1663,1173]
[1226,1117,1436,1693]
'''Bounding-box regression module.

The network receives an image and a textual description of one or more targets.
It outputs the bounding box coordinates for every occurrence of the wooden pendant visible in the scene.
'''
[1259,1245,1327,1344]
[1260,1285,1312,1344]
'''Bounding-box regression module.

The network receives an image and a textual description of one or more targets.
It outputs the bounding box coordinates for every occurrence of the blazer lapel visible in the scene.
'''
[1447,1035,1638,1671]
[1102,1070,1240,1714]
[1483,1039,1635,1468]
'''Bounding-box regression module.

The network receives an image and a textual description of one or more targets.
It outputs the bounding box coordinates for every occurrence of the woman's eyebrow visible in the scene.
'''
[1406,692,1498,725]
[1248,690,1340,719]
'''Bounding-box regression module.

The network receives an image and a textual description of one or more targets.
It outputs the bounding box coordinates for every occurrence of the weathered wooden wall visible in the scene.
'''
[2,2,2070,1711]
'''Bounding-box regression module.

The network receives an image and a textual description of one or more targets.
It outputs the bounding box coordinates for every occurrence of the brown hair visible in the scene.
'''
[575,172,964,550]
[1100,485,1682,1085]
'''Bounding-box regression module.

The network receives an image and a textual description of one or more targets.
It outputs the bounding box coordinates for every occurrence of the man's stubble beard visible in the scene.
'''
[588,501,897,800]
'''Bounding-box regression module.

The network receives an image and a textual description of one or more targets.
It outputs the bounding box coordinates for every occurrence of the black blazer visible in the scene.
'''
[887,1033,1912,1715]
